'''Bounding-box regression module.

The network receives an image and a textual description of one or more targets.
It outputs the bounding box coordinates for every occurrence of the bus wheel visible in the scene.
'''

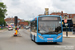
[54,42,57,44]
[31,34,33,41]
[34,36,35,42]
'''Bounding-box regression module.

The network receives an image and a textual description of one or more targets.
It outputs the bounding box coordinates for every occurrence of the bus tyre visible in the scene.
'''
[54,42,57,44]
[31,34,33,41]
[34,36,35,42]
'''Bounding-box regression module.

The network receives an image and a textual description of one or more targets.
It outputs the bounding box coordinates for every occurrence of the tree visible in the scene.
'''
[0,17,4,25]
[25,21,30,25]
[0,2,7,25]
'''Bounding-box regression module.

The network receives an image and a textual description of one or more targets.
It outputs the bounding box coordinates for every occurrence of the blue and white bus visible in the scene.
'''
[30,15,63,43]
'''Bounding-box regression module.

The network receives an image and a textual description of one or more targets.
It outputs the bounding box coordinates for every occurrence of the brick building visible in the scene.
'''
[4,18,29,26]
[50,11,75,18]
[38,11,75,19]
[19,22,28,26]
[5,18,22,22]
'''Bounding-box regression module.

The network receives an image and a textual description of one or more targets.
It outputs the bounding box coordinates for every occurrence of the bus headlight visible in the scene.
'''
[38,35,43,39]
[57,35,61,39]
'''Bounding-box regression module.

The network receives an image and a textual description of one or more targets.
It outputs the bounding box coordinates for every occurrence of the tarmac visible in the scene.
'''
[1,29,75,38]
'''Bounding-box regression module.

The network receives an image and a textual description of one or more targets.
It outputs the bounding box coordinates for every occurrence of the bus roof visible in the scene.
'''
[31,15,61,22]
[62,18,72,20]
[39,15,61,17]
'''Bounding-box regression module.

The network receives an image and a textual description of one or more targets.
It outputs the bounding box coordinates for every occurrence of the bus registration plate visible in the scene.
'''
[47,38,53,40]
[47,41,53,42]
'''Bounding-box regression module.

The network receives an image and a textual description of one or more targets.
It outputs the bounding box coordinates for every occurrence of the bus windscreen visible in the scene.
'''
[38,17,62,34]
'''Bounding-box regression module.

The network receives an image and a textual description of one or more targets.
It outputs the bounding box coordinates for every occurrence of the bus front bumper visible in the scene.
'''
[36,36,62,42]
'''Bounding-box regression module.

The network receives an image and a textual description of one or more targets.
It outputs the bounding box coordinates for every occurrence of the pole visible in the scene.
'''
[64,15,68,37]
[66,26,68,37]
[73,24,75,34]
[14,16,18,36]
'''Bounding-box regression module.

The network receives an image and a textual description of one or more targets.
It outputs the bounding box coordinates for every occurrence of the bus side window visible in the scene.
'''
[31,21,37,33]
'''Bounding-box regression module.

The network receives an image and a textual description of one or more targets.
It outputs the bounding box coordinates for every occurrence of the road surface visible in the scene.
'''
[0,29,75,50]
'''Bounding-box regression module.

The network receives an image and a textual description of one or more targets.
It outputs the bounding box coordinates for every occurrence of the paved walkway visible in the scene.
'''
[63,32,75,37]
[0,29,7,33]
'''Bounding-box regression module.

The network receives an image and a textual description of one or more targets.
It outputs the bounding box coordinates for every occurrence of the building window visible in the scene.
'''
[70,15,72,18]
[70,15,72,16]
[56,13,57,14]
[74,16,75,18]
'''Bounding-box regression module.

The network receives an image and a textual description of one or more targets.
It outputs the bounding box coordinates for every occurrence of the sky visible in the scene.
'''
[0,0,75,20]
